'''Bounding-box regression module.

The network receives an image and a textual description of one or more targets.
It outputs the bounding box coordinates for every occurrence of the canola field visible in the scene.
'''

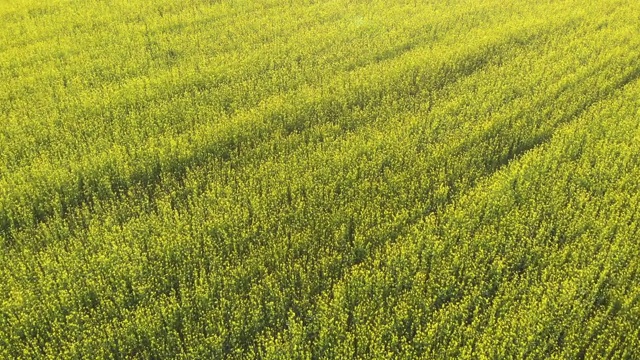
[2,0,640,358]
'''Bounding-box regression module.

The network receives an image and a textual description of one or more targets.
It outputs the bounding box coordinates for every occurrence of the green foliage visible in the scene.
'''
[2,0,640,358]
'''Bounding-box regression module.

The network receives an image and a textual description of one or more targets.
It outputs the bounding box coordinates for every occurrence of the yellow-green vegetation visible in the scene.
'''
[2,0,640,358]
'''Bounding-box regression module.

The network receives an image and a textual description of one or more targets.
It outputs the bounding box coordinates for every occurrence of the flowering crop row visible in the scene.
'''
[1,0,639,358]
